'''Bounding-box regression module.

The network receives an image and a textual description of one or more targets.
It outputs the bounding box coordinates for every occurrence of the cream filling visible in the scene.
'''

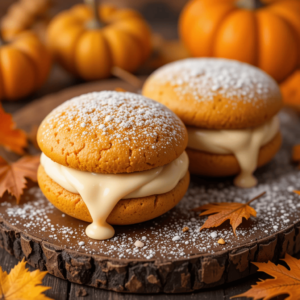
[41,152,189,240]
[187,116,280,188]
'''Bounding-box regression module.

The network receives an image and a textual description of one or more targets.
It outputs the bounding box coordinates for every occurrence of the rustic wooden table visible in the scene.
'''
[0,1,293,299]
[0,245,262,300]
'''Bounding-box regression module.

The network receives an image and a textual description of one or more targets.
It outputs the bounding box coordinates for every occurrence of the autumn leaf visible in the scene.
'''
[0,155,40,203]
[193,192,266,237]
[0,104,27,154]
[0,258,52,300]
[232,254,300,300]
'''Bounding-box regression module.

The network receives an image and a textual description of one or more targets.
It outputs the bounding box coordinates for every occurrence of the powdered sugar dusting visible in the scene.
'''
[40,91,185,152]
[149,58,279,104]
[1,110,299,260]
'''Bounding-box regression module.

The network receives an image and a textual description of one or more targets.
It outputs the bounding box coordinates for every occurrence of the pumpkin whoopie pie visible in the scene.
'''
[143,58,283,188]
[37,91,189,240]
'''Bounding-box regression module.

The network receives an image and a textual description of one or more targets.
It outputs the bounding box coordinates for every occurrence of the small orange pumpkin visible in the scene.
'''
[0,31,52,101]
[47,1,152,81]
[179,0,300,82]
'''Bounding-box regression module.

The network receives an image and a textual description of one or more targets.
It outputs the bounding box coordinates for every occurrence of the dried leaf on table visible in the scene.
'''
[0,258,52,300]
[232,254,300,300]
[0,104,27,154]
[0,155,40,203]
[193,192,265,237]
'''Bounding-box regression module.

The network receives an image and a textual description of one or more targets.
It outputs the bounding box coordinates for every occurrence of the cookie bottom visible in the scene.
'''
[187,132,282,177]
[38,165,190,225]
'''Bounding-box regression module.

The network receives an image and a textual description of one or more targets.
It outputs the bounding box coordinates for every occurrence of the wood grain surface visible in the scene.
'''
[1,245,290,300]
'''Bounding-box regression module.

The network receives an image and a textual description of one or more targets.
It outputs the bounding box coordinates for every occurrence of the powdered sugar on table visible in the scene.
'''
[0,110,300,261]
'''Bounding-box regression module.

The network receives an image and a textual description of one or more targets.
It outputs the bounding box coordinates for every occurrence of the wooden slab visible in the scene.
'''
[1,79,300,293]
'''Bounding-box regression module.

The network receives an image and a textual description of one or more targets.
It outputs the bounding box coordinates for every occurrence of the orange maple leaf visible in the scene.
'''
[232,254,300,300]
[0,104,27,154]
[0,258,52,300]
[0,155,40,203]
[193,192,266,237]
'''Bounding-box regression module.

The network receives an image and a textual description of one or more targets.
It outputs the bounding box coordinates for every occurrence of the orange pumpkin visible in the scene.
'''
[179,0,300,82]
[0,31,52,101]
[47,2,152,81]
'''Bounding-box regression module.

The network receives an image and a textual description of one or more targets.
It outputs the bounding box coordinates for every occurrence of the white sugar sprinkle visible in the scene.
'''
[148,58,279,104]
[105,116,113,122]
[210,232,218,239]
[2,110,298,262]
[40,91,185,155]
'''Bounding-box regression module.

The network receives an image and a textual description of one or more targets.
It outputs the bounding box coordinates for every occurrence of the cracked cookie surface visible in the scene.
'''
[37,91,188,173]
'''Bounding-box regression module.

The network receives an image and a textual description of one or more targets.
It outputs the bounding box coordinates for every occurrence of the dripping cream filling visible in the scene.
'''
[41,151,189,240]
[187,116,280,188]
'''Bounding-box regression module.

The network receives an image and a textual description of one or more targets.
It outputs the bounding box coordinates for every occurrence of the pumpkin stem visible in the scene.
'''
[236,0,263,9]
[84,0,104,29]
[111,66,143,89]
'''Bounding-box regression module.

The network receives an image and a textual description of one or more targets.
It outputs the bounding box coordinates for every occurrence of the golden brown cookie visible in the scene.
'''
[37,91,188,174]
[38,165,190,224]
[142,58,283,129]
[187,132,282,177]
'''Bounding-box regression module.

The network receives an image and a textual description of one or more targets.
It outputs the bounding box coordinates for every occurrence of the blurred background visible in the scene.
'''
[1,0,300,113]
[0,0,189,113]
[0,0,187,39]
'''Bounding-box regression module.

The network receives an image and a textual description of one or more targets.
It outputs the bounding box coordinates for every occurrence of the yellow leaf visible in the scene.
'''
[0,258,52,300]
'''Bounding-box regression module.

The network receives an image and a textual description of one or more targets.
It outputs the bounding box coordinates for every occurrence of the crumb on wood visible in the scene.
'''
[218,238,226,245]
[182,226,189,232]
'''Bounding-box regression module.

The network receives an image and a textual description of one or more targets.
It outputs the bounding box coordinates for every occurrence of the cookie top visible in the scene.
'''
[142,58,283,129]
[37,91,188,174]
